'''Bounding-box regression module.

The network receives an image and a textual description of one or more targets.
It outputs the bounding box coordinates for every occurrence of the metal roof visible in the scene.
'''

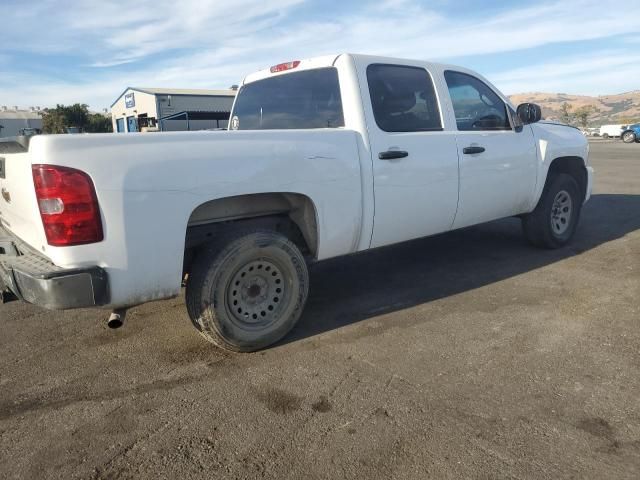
[111,87,236,107]
[0,110,43,120]
[136,87,236,96]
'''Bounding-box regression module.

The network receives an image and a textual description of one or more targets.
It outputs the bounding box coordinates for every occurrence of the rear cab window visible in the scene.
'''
[444,71,511,131]
[231,68,344,130]
[366,64,442,132]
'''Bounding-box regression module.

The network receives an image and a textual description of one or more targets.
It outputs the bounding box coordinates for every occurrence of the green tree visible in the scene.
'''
[41,106,67,134]
[86,113,113,133]
[574,106,595,128]
[41,104,112,133]
[559,102,573,124]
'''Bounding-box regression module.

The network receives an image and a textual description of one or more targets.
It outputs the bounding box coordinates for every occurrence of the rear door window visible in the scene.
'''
[366,64,442,132]
[231,68,344,130]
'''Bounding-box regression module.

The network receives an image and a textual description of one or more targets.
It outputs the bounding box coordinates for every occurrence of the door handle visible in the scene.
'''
[379,150,409,160]
[463,146,485,155]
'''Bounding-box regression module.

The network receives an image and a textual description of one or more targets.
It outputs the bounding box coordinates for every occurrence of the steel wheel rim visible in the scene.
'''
[623,132,634,142]
[226,258,288,330]
[551,190,573,235]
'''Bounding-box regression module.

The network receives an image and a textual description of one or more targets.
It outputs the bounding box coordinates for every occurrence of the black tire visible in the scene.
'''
[602,133,609,139]
[622,131,636,144]
[186,230,309,352]
[522,173,582,249]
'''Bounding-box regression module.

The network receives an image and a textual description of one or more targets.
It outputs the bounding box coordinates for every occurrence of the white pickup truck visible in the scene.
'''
[0,54,593,351]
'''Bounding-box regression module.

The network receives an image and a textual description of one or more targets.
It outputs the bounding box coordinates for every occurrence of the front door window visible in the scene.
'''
[444,71,511,131]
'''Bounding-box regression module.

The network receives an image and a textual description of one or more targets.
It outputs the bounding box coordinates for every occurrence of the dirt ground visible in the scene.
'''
[0,140,639,479]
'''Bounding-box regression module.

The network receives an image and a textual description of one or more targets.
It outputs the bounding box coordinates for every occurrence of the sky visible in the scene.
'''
[1,0,639,110]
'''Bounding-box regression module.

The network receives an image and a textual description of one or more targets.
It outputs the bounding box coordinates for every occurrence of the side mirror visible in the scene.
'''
[516,103,542,124]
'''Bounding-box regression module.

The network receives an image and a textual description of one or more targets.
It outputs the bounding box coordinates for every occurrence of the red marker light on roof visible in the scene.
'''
[270,61,300,73]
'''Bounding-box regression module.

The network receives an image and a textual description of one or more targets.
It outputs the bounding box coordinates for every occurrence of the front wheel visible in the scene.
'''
[622,131,636,143]
[522,173,582,249]
[186,230,309,352]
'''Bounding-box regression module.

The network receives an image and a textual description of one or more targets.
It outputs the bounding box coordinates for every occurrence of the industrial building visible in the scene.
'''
[0,107,43,138]
[110,87,236,133]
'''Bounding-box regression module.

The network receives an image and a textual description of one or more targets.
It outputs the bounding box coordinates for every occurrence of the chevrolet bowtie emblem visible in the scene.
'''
[1,188,10,204]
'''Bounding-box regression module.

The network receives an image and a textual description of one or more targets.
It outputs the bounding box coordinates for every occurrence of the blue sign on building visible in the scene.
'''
[125,92,135,108]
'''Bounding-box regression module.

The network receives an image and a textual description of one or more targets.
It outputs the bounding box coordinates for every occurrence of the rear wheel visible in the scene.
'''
[186,230,309,352]
[602,133,609,139]
[522,173,582,249]
[622,131,636,143]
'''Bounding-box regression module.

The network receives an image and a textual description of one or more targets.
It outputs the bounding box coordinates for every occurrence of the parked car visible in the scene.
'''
[0,53,593,352]
[621,123,640,143]
[599,124,627,138]
[18,128,42,137]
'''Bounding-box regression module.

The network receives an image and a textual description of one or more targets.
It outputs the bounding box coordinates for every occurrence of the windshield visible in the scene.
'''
[230,68,345,130]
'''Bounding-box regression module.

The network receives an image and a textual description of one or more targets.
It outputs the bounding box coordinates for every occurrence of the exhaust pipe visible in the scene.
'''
[107,308,127,329]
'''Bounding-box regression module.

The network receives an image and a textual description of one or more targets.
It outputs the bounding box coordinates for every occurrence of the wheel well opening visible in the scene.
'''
[548,156,587,201]
[182,193,318,277]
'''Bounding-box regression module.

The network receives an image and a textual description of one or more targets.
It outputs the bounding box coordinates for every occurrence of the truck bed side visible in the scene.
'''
[16,129,363,307]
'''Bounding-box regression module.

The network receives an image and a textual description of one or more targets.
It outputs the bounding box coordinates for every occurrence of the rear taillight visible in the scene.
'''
[32,164,103,246]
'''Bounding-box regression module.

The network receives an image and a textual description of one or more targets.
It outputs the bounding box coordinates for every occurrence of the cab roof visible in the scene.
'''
[242,53,460,84]
[241,53,513,108]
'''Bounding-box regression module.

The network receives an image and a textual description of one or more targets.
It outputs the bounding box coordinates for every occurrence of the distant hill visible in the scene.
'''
[508,91,640,127]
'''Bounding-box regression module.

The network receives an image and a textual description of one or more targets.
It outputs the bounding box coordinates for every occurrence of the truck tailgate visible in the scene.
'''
[0,138,45,251]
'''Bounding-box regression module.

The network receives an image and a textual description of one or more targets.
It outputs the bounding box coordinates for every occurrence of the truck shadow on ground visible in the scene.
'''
[286,193,640,344]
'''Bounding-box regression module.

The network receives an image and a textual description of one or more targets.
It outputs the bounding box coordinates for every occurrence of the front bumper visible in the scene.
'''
[0,227,109,310]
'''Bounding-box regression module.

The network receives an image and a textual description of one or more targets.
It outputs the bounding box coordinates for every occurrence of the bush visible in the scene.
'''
[42,104,112,134]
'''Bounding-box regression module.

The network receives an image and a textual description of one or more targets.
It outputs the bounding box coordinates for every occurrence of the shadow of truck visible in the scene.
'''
[287,194,640,344]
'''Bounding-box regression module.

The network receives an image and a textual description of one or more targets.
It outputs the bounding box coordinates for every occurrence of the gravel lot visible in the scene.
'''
[1,140,638,479]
